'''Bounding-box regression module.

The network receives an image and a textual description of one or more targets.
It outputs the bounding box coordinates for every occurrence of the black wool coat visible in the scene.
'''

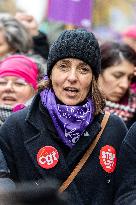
[0,94,127,205]
[114,122,136,205]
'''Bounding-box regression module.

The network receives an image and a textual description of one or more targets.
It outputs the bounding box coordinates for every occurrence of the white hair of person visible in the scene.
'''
[0,15,33,53]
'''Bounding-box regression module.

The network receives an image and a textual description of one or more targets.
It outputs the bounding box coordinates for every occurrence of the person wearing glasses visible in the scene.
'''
[0,54,39,125]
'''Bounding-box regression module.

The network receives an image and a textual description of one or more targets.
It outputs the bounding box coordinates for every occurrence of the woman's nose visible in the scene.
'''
[67,69,77,82]
[5,81,14,91]
[119,78,129,90]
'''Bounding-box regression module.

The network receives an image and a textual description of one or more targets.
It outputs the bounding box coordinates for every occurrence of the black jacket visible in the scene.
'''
[0,94,127,205]
[114,122,136,205]
[33,31,49,60]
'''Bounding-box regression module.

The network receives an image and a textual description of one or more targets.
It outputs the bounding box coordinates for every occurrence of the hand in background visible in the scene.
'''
[15,12,39,37]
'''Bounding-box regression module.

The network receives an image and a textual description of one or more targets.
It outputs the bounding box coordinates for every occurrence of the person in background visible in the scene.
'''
[0,14,49,60]
[121,25,136,52]
[0,54,40,126]
[114,122,136,205]
[98,41,136,128]
[0,15,32,58]
[0,180,69,205]
[0,29,127,205]
[15,12,49,60]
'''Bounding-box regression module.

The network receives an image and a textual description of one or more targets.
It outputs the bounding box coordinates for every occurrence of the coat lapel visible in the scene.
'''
[24,95,70,181]
[24,130,68,181]
[24,94,103,181]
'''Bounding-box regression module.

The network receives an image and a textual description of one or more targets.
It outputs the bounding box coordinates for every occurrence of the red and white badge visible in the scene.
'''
[37,146,59,169]
[99,145,117,173]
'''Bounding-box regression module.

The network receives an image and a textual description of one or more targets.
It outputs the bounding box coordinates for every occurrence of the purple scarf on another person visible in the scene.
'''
[40,88,94,148]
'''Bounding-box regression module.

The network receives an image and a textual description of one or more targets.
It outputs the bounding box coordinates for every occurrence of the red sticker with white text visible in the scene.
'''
[37,146,59,169]
[99,145,117,173]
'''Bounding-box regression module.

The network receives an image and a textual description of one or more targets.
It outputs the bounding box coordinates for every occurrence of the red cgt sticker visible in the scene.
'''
[37,146,59,169]
[99,145,117,173]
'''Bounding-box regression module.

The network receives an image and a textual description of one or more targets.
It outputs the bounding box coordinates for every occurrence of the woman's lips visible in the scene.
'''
[64,87,79,96]
[64,87,78,92]
[3,96,16,102]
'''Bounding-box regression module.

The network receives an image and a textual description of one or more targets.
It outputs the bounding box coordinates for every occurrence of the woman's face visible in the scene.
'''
[0,76,35,106]
[98,60,135,102]
[50,58,92,105]
[0,30,14,57]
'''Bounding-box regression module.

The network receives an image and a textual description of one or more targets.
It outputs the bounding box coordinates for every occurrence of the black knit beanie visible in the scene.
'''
[47,29,101,79]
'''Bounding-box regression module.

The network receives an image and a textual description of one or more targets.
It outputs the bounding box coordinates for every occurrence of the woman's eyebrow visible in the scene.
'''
[113,71,124,74]
[78,62,89,67]
[60,59,71,64]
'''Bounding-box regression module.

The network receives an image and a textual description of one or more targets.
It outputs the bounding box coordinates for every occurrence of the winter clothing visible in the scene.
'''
[0,55,38,90]
[0,98,34,126]
[40,88,94,148]
[104,87,136,128]
[114,122,136,205]
[27,53,47,81]
[105,97,136,123]
[12,104,26,112]
[0,105,12,126]
[0,94,127,205]
[33,31,49,60]
[47,29,101,78]
[0,148,15,191]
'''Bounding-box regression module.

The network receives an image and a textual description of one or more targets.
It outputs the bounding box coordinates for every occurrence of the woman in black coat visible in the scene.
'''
[0,29,127,205]
[114,122,136,205]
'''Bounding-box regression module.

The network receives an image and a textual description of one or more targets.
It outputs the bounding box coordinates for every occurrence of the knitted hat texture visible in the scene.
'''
[47,29,101,78]
[0,55,38,90]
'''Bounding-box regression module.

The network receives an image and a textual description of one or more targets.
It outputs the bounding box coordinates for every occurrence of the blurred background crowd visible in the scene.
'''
[0,0,136,44]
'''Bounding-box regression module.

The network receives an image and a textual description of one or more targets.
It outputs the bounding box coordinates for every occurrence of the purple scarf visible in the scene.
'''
[40,89,94,148]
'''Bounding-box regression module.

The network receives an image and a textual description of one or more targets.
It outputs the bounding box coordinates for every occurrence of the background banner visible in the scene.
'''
[48,0,92,28]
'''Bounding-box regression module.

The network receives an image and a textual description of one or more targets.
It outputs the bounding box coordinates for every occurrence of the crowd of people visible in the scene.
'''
[0,10,135,205]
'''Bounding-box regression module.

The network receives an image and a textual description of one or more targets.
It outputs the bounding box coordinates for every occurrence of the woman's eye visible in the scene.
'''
[0,81,7,85]
[113,74,122,79]
[14,82,26,86]
[59,64,68,71]
[79,67,90,74]
[60,64,67,68]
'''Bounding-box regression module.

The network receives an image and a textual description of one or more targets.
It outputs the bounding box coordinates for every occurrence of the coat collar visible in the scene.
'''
[25,93,45,131]
[24,93,69,181]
